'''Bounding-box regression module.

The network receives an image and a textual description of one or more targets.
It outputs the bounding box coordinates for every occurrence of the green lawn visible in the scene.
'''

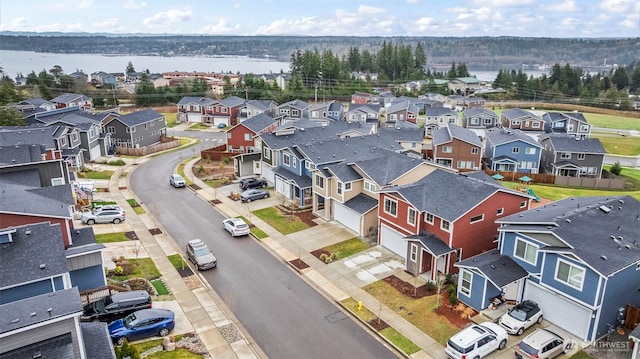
[95,232,129,243]
[505,181,640,201]
[593,133,640,156]
[127,198,146,214]
[570,351,594,359]
[151,279,170,295]
[109,258,161,281]
[79,170,114,180]
[252,207,310,234]
[168,253,189,271]
[583,112,640,130]
[320,237,370,260]
[163,113,177,128]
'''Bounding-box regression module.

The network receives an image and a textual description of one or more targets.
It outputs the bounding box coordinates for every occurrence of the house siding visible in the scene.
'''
[500,232,544,274]
[540,253,599,306]
[0,319,82,358]
[596,265,640,339]
[69,265,106,291]
[0,276,64,305]
[0,215,71,247]
[489,140,541,173]
[457,270,487,310]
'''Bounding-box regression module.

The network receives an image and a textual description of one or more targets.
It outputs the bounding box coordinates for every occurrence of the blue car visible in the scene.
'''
[109,308,175,345]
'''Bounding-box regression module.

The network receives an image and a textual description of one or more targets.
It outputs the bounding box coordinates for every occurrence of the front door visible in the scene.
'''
[421,250,432,273]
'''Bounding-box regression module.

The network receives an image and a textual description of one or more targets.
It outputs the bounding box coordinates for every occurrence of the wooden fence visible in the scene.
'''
[201,144,236,161]
[484,170,624,189]
[115,137,181,156]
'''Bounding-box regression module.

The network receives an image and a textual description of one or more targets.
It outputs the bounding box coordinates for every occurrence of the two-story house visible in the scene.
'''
[278,99,310,120]
[103,109,166,149]
[176,96,218,123]
[542,111,592,138]
[500,108,543,133]
[484,127,543,173]
[378,170,532,280]
[50,93,93,111]
[461,107,499,131]
[386,99,420,125]
[456,196,640,342]
[227,113,280,154]
[346,103,381,128]
[240,99,278,121]
[538,134,606,178]
[210,96,245,127]
[424,107,459,137]
[432,123,483,171]
[308,100,344,123]
[351,91,379,104]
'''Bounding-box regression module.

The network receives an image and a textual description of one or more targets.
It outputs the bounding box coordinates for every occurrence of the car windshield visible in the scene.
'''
[123,313,137,328]
[518,340,539,355]
[93,296,111,312]
[236,223,249,229]
[509,308,527,321]
[447,339,473,354]
[194,247,210,256]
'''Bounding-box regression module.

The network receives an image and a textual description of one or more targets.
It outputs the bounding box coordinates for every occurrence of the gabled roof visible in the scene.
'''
[349,149,426,186]
[343,193,378,215]
[463,107,498,118]
[454,77,481,84]
[176,96,218,106]
[50,93,90,104]
[109,109,163,127]
[219,95,245,108]
[324,162,362,182]
[498,196,640,276]
[501,107,539,121]
[66,227,105,257]
[347,103,381,113]
[0,126,56,148]
[273,166,312,189]
[238,113,277,133]
[279,99,310,110]
[538,134,605,154]
[485,127,541,147]
[0,287,82,334]
[246,99,276,111]
[433,123,482,146]
[0,222,69,288]
[407,233,455,257]
[0,144,48,166]
[0,171,75,218]
[543,111,589,125]
[80,322,117,359]
[387,99,410,114]
[261,121,370,150]
[424,107,458,117]
[456,250,529,288]
[385,169,527,222]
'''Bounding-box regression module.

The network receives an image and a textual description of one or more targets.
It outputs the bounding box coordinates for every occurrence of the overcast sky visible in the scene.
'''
[1,0,638,38]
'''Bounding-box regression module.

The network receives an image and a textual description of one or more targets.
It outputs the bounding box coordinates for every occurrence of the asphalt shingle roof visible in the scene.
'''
[498,196,640,276]
[501,107,538,120]
[80,322,117,359]
[351,150,425,186]
[343,193,378,214]
[272,166,312,188]
[407,233,455,256]
[0,126,56,148]
[240,113,277,133]
[457,250,529,288]
[0,170,75,218]
[539,134,605,154]
[485,127,541,147]
[433,123,482,146]
[114,109,163,127]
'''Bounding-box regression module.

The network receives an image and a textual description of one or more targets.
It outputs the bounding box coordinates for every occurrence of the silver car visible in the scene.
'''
[81,205,126,225]
[515,328,567,359]
[169,174,186,188]
[186,239,217,270]
[240,189,270,203]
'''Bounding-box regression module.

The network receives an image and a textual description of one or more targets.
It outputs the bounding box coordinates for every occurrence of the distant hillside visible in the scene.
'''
[1,33,638,71]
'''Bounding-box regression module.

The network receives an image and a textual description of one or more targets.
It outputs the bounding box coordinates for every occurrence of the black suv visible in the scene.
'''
[239,177,268,190]
[82,290,152,322]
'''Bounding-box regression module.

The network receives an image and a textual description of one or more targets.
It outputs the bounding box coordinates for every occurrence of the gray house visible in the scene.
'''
[103,109,166,148]
[542,111,592,138]
[461,107,499,130]
[538,134,606,178]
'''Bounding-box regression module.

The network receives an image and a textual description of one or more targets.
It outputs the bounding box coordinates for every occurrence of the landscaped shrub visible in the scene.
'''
[319,252,339,263]
[449,292,458,305]
[114,266,124,275]
[425,281,435,292]
[198,164,205,174]
[447,284,457,296]
[108,159,126,166]
[115,340,140,358]
[610,161,623,176]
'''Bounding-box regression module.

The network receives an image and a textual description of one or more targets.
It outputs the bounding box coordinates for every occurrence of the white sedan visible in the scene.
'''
[223,217,251,237]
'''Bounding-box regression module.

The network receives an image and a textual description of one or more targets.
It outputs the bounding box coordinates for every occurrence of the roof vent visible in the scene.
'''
[39,264,46,269]
[490,265,496,269]
[599,205,612,213]
[30,312,37,317]
[565,219,572,223]
[25,230,31,235]
[601,255,607,260]
[619,199,625,204]
[11,318,19,323]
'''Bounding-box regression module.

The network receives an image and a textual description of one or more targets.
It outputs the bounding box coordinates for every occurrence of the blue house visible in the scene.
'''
[484,127,542,173]
[456,196,640,342]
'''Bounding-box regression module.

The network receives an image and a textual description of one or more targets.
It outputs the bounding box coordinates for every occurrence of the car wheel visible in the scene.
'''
[87,219,95,225]
[246,198,252,202]
[537,315,544,324]
[516,327,524,336]
[263,194,268,199]
[113,218,121,224]
[116,337,127,346]
[498,339,506,350]
[159,328,170,337]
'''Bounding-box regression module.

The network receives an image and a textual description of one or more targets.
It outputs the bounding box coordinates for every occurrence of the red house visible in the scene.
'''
[226,113,280,153]
[208,96,245,126]
[378,170,531,281]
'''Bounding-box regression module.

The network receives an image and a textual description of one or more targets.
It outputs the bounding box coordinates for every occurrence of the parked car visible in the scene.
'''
[81,290,152,322]
[239,177,268,190]
[515,328,567,359]
[499,300,543,335]
[81,205,126,225]
[186,239,217,270]
[445,322,508,359]
[169,173,186,188]
[108,308,175,346]
[223,217,251,237]
[240,189,270,203]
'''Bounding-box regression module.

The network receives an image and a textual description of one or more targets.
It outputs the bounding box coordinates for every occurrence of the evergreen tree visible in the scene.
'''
[611,67,630,91]
[126,61,136,74]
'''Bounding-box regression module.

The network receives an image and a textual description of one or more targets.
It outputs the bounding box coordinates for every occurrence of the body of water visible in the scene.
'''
[0,50,291,79]
[0,49,548,83]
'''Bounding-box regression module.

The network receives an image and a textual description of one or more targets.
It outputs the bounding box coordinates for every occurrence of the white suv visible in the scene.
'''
[445,322,508,359]
[81,205,126,225]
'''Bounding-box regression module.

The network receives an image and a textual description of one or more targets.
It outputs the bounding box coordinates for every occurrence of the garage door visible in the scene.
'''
[333,202,360,234]
[379,224,407,257]
[188,113,202,123]
[275,176,291,200]
[523,281,592,340]
[89,144,101,160]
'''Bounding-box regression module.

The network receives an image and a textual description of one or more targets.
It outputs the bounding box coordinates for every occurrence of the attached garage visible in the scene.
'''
[188,113,202,123]
[332,202,360,234]
[523,281,592,340]
[89,144,101,160]
[275,176,291,200]
[379,224,407,257]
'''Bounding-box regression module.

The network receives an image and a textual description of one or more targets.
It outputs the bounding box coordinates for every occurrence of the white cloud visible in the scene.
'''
[255,17,319,35]
[198,19,240,34]
[123,0,147,10]
[598,0,636,13]
[11,17,29,27]
[93,18,120,28]
[446,7,468,13]
[78,0,93,9]
[560,17,580,26]
[405,0,421,4]
[545,0,580,12]
[415,17,438,32]
[143,8,192,28]
[620,12,639,29]
[357,5,386,15]
[470,0,534,6]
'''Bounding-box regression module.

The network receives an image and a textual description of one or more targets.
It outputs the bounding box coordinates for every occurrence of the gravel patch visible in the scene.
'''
[218,323,244,344]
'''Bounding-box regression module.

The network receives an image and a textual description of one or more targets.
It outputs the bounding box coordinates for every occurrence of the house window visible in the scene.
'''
[456,248,462,262]
[555,259,585,290]
[484,118,493,125]
[560,152,571,159]
[425,213,434,224]
[263,147,271,160]
[305,161,312,170]
[60,137,67,146]
[315,174,324,189]
[471,118,479,125]
[222,107,228,113]
[514,238,538,265]
[520,201,527,208]
[337,182,343,195]
[579,125,589,132]
[364,181,376,192]
[410,244,418,262]
[470,214,484,224]
[293,159,297,168]
[471,147,479,154]
[244,133,252,141]
[407,208,416,226]
[532,121,540,128]
[283,153,291,166]
[51,177,64,186]
[227,133,232,139]
[460,270,472,296]
[525,147,536,154]
[345,183,351,191]
[442,146,452,153]
[577,153,585,160]
[496,208,504,216]
[441,219,450,232]
[383,197,397,217]
[71,132,78,141]
[512,147,520,154]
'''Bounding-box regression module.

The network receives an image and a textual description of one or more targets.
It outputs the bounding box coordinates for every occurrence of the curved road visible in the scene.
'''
[130,141,399,358]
